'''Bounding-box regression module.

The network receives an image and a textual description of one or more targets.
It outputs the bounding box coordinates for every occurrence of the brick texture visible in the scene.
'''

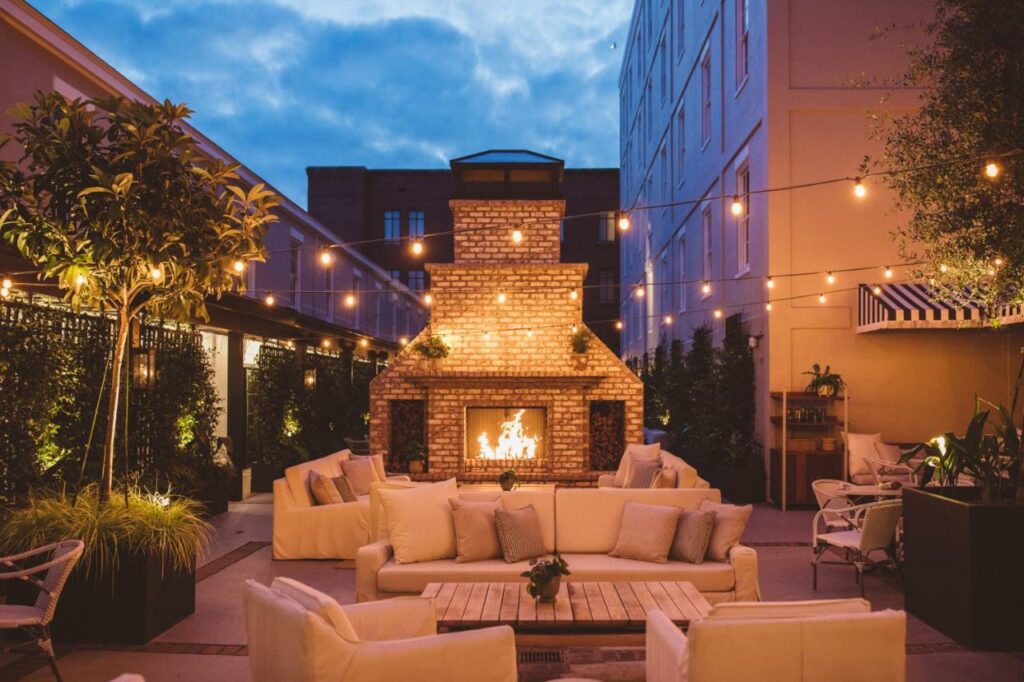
[370,199,642,483]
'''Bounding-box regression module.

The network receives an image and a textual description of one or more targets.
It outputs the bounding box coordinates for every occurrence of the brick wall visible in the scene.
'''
[369,199,643,484]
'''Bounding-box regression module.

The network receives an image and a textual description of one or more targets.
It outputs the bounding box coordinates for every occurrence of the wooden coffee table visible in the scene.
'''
[421,581,711,646]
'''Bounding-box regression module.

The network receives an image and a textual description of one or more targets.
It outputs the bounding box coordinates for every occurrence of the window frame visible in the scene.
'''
[735,0,750,91]
[598,269,616,304]
[598,211,616,244]
[675,106,685,188]
[677,234,687,313]
[701,204,713,299]
[288,229,304,308]
[384,210,401,242]
[408,210,425,238]
[700,46,712,148]
[736,161,751,276]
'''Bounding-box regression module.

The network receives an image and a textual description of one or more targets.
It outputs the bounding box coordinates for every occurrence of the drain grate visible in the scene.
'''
[519,649,565,665]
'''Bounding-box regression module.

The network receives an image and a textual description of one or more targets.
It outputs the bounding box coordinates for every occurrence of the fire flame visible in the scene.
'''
[476,409,539,460]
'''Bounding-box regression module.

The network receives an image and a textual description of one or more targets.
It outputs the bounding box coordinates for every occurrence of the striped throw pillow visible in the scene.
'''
[495,505,547,563]
[331,475,358,503]
[310,471,343,505]
[627,458,660,488]
[669,510,717,564]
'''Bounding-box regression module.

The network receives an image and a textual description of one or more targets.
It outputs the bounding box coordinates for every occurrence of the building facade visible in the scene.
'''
[308,153,622,351]
[619,0,1024,450]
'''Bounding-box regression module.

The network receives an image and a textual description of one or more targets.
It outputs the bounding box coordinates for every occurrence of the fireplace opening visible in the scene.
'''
[465,407,546,463]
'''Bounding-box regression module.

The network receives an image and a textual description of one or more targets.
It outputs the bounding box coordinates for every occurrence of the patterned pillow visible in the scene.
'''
[627,458,660,488]
[650,466,678,489]
[331,475,358,503]
[669,510,717,563]
[310,471,343,505]
[495,505,547,563]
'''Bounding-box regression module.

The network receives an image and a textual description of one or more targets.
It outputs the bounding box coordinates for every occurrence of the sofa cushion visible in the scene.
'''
[699,500,753,562]
[670,510,717,564]
[844,432,883,478]
[614,443,661,487]
[332,476,358,503]
[459,490,556,553]
[450,498,502,563]
[310,471,344,506]
[352,454,386,482]
[378,479,458,564]
[495,505,547,563]
[626,458,660,488]
[370,480,421,541]
[708,598,870,621]
[341,458,379,496]
[659,450,700,488]
[270,576,359,642]
[555,488,721,554]
[651,467,678,489]
[376,554,736,594]
[284,453,345,508]
[610,501,682,563]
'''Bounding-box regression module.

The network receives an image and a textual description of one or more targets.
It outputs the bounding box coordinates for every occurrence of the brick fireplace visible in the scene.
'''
[368,151,642,485]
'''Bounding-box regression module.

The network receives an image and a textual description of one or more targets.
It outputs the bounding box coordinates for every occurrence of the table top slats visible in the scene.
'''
[552,583,574,622]
[660,581,700,622]
[480,583,503,624]
[629,582,661,617]
[499,582,520,622]
[535,590,556,622]
[583,582,612,626]
[421,583,442,600]
[679,582,713,620]
[567,582,592,622]
[597,582,629,623]
[443,582,474,622]
[518,584,537,622]
[646,581,684,621]
[462,582,489,622]
[613,582,647,623]
[431,583,457,621]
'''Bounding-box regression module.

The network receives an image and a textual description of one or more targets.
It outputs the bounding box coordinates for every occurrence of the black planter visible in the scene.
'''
[9,551,195,644]
[712,460,766,504]
[196,473,230,517]
[250,462,283,493]
[903,486,1024,651]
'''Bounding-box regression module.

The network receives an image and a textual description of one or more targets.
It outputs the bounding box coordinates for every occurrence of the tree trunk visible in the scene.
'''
[100,308,131,503]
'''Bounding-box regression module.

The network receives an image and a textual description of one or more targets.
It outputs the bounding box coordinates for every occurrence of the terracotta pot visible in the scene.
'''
[534,576,561,603]
[408,459,425,474]
[572,353,588,370]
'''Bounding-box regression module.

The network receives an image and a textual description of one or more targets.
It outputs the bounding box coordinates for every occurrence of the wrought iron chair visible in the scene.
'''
[0,540,85,681]
[862,454,918,486]
[812,500,902,597]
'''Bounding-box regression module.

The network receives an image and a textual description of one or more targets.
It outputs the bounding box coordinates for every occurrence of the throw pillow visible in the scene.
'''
[378,479,458,564]
[843,432,883,477]
[369,480,419,541]
[669,510,717,563]
[627,458,660,488]
[352,453,386,482]
[874,441,902,464]
[449,498,503,562]
[494,504,547,563]
[650,466,678,489]
[310,471,344,505]
[614,443,661,487]
[609,501,682,563]
[331,475,358,503]
[699,499,753,562]
[270,576,359,642]
[340,458,378,496]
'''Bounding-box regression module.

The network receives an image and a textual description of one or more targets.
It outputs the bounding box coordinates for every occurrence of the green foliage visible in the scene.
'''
[802,363,846,396]
[570,327,593,354]
[0,484,211,581]
[411,334,449,359]
[403,441,427,462]
[520,552,571,599]
[498,468,519,489]
[873,1,1024,314]
[640,344,670,428]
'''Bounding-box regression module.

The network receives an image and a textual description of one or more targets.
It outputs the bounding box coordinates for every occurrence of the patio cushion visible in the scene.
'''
[379,478,459,564]
[284,452,346,508]
[707,598,870,620]
[670,510,717,564]
[310,471,344,506]
[699,501,753,562]
[815,530,862,550]
[341,458,380,496]
[658,450,702,488]
[610,501,682,563]
[450,498,503,563]
[614,443,661,487]
[351,453,386,482]
[271,576,359,642]
[495,505,547,563]
[844,432,883,478]
[0,604,44,627]
[626,458,661,488]
[459,490,556,553]
[378,558,533,592]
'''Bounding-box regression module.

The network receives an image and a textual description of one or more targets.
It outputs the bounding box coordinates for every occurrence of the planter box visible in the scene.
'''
[10,551,195,644]
[197,474,230,517]
[250,462,282,493]
[712,461,766,505]
[903,486,1024,651]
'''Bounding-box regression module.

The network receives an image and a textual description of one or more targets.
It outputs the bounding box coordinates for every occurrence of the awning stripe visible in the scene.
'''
[856,283,1006,332]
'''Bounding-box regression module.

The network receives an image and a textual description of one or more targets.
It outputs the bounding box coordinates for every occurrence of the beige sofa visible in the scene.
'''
[356,487,759,604]
[273,451,410,560]
[598,449,710,489]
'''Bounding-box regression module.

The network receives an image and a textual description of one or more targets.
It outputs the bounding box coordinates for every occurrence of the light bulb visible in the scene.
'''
[765,276,775,289]
[663,315,673,325]
[569,288,578,301]
[344,293,356,307]
[872,285,882,295]
[618,214,630,232]
[615,320,624,330]
[359,338,369,348]
[765,302,772,311]
[818,293,827,304]
[0,287,9,299]
[233,259,245,273]
[322,338,332,349]
[497,292,507,304]
[150,267,163,282]
[571,324,579,333]
[884,266,893,279]
[399,336,408,345]
[526,329,534,338]
[424,293,433,305]
[75,274,87,287]
[410,240,424,256]
[320,250,333,266]
[701,281,711,295]
[511,229,523,244]
[483,331,491,340]
[853,178,866,198]
[265,294,275,306]
[730,196,743,216]
[984,162,1000,178]
[634,286,644,299]
[713,309,723,319]
[939,264,949,273]
[826,272,835,285]
[1,278,11,289]
[994,257,1004,267]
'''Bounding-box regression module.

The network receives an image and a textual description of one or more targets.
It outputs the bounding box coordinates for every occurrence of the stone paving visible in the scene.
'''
[3,495,1023,681]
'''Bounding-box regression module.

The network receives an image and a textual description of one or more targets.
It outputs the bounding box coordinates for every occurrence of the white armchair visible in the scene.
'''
[646,600,906,682]
[243,577,517,682]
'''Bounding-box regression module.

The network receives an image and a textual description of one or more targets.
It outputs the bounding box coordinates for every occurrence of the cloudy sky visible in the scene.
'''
[33,0,632,207]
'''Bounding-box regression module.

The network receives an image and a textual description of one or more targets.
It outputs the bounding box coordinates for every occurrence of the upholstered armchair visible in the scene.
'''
[243,577,517,682]
[646,599,906,682]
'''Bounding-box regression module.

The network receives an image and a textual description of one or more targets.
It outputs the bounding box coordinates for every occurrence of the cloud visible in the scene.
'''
[29,0,631,207]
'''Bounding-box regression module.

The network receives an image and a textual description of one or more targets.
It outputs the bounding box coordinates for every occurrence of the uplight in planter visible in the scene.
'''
[131,349,156,389]
[304,368,317,390]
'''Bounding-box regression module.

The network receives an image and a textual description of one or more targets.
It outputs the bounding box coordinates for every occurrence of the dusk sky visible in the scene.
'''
[33,0,632,207]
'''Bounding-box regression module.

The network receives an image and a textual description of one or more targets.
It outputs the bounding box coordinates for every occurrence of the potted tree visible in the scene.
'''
[521,553,571,603]
[404,441,428,475]
[570,327,592,370]
[498,468,519,492]
[411,334,450,372]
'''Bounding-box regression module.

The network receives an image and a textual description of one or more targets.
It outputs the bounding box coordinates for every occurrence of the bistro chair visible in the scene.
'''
[0,540,85,682]
[812,500,902,597]
[811,479,856,531]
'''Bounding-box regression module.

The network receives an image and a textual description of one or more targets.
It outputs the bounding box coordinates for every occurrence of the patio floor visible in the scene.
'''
[3,495,1023,681]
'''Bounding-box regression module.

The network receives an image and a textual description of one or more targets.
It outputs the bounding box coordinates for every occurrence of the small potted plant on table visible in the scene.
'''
[521,553,571,603]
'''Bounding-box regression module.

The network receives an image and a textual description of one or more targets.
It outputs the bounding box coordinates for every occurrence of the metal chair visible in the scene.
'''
[811,479,855,531]
[863,454,918,486]
[0,540,85,681]
[812,500,902,597]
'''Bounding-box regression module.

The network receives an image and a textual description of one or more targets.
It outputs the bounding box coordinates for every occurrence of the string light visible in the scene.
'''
[264,294,275,306]
[765,302,772,311]
[319,250,334,266]
[232,259,245,273]
[571,324,579,333]
[359,338,369,348]
[617,213,630,232]
[884,266,893,279]
[483,331,491,340]
[149,267,163,282]
[399,336,408,345]
[615,320,624,330]
[713,309,723,319]
[633,285,645,299]
[939,264,949,273]
[984,162,1000,178]
[497,292,507,304]
[701,281,711,295]
[1,278,11,290]
[853,178,866,198]
[826,271,835,285]
[663,314,673,325]
[994,257,1004,267]
[569,288,578,301]
[526,329,534,338]
[344,293,356,307]
[818,293,827,304]
[0,286,9,299]
[872,285,882,295]
[410,240,424,256]
[730,196,743,216]
[511,229,523,244]
[321,338,332,349]
[423,293,433,306]
[765,276,775,289]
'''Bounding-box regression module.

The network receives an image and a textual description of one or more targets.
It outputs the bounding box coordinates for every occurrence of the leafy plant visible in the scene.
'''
[498,468,518,490]
[0,93,280,502]
[0,484,211,580]
[411,335,449,359]
[570,327,593,354]
[803,363,845,396]
[403,441,427,463]
[520,553,571,600]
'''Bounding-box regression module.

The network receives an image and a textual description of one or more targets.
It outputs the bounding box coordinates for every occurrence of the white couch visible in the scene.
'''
[243,577,517,682]
[646,599,906,682]
[273,450,410,560]
[598,449,710,489]
[356,487,759,604]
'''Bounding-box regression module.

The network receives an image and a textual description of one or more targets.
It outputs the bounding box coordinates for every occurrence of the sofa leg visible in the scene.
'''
[856,562,865,597]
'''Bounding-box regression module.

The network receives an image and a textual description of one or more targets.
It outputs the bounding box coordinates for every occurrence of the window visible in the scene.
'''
[408,210,425,238]
[645,79,653,141]
[599,270,616,303]
[677,236,687,312]
[675,107,685,186]
[701,206,712,296]
[408,270,425,291]
[288,234,302,306]
[659,33,668,102]
[675,0,685,59]
[658,252,671,317]
[736,163,751,273]
[560,219,567,242]
[384,211,401,241]
[389,269,402,282]
[599,211,616,243]
[659,144,669,205]
[700,48,712,146]
[736,0,750,86]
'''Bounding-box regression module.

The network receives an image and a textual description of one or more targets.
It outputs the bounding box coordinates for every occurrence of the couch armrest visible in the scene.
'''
[353,626,517,682]
[343,597,436,640]
[729,544,760,602]
[355,540,393,602]
[385,475,412,483]
[597,474,618,488]
[646,609,688,682]
[272,477,295,512]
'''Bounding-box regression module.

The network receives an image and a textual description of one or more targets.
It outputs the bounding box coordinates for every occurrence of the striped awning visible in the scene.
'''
[857,283,1024,333]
